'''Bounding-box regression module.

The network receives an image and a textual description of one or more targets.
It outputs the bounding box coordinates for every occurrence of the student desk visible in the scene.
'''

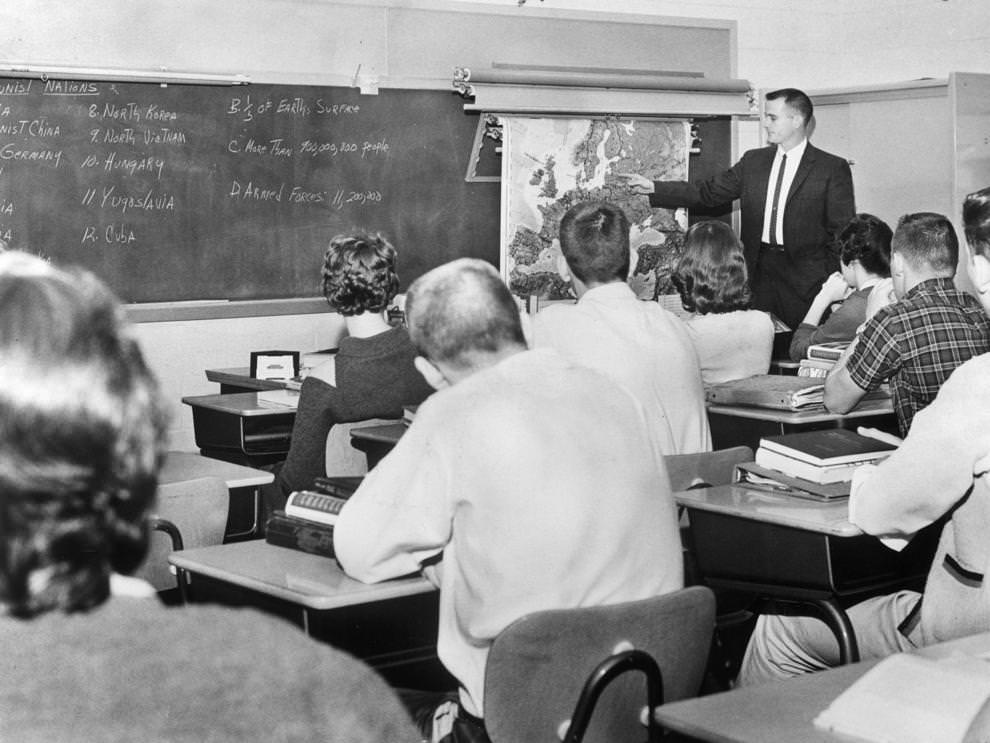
[182,393,295,468]
[205,367,291,394]
[676,484,932,665]
[707,396,897,451]
[169,540,442,685]
[349,422,406,469]
[654,631,990,742]
[160,451,274,540]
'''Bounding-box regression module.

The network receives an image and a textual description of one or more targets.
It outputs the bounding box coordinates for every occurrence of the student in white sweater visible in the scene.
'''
[672,219,775,384]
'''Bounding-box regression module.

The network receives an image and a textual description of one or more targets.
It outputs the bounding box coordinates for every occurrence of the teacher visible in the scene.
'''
[621,88,855,331]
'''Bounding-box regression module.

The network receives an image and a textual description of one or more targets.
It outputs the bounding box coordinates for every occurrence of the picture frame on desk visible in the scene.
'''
[250,350,300,381]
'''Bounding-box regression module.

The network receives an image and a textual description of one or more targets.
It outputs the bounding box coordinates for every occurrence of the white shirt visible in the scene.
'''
[334,348,684,717]
[684,310,775,385]
[761,138,808,245]
[531,281,711,454]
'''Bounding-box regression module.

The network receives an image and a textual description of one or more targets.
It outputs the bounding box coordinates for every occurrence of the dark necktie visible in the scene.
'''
[768,153,787,246]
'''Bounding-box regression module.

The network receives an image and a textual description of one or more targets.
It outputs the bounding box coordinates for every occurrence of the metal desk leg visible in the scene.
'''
[808,597,860,665]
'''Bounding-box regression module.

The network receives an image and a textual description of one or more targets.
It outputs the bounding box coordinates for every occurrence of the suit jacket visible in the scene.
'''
[650,143,855,296]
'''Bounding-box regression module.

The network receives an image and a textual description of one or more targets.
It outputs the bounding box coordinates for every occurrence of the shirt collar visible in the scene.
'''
[578,281,636,303]
[903,276,956,300]
[778,138,808,160]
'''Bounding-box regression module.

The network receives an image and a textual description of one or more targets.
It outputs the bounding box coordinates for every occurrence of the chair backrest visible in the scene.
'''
[664,445,754,491]
[483,586,716,743]
[135,475,229,592]
[325,418,401,476]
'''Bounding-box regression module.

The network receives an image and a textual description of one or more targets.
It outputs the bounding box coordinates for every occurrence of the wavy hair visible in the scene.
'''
[0,252,167,618]
[321,232,400,316]
[672,220,751,315]
[837,213,892,277]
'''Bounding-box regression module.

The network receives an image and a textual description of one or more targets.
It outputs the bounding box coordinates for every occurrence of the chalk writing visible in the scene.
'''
[43,80,98,96]
[0,145,63,167]
[0,118,61,136]
[97,186,176,214]
[0,80,32,96]
[315,100,360,115]
[103,152,166,180]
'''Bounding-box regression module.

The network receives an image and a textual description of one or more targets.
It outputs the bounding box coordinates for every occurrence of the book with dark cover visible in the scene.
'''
[265,511,335,558]
[760,428,897,467]
[312,476,362,499]
[705,375,825,410]
[806,341,850,361]
[754,448,880,484]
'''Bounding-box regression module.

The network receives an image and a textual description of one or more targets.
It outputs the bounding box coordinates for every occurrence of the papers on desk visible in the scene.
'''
[814,652,990,743]
[257,388,300,409]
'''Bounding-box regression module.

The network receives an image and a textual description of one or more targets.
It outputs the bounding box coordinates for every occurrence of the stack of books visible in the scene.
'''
[753,428,897,485]
[264,477,361,558]
[798,341,849,378]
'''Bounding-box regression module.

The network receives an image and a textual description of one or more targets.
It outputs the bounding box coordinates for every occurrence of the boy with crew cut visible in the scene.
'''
[532,200,710,454]
[740,186,990,685]
[334,258,683,741]
[824,211,990,435]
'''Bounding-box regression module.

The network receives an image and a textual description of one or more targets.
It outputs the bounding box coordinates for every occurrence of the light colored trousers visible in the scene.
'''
[738,590,921,686]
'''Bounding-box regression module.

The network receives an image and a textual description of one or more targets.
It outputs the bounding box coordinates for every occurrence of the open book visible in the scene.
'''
[814,652,990,743]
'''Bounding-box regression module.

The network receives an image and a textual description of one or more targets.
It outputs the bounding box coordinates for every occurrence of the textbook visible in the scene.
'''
[813,652,990,743]
[797,357,834,379]
[265,510,335,558]
[734,462,850,500]
[754,447,879,484]
[760,428,898,467]
[806,341,849,362]
[704,375,824,411]
[284,489,349,526]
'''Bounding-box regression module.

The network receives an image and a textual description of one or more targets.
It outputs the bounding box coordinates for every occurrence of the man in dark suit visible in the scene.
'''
[621,88,855,332]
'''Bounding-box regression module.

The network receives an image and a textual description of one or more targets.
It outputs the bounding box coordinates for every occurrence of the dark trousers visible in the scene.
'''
[751,244,829,332]
[397,689,491,743]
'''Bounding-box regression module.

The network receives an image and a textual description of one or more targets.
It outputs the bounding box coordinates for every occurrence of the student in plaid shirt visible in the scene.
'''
[823,211,990,435]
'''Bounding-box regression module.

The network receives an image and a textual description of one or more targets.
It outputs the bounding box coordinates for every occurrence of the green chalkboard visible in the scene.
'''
[0,78,499,302]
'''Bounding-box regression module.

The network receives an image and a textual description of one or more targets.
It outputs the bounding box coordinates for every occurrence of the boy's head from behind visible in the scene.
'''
[890,212,958,299]
[558,201,631,288]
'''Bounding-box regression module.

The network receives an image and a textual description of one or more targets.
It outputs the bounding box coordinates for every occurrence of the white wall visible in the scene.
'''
[6,0,989,450]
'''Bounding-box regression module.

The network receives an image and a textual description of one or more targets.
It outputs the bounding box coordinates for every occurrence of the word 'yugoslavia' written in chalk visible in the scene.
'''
[228,180,382,209]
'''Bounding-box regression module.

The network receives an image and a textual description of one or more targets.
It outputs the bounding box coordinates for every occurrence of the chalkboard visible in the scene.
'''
[0,78,500,302]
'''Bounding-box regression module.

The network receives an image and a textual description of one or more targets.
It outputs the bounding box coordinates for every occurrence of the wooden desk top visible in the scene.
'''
[161,451,274,489]
[169,539,434,611]
[675,484,861,537]
[654,632,990,743]
[205,367,289,391]
[182,392,298,417]
[707,395,894,424]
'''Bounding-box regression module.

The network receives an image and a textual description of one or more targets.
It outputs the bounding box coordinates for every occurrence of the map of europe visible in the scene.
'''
[502,117,690,301]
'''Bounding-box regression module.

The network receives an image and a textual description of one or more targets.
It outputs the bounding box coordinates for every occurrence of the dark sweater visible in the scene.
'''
[275,326,433,499]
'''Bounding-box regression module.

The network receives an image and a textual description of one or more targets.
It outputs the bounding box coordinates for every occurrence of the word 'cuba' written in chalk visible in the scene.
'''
[226,96,359,122]
[80,223,138,246]
[228,180,382,210]
[298,139,389,158]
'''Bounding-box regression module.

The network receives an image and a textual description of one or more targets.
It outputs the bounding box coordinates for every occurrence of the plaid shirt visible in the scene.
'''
[847,277,990,435]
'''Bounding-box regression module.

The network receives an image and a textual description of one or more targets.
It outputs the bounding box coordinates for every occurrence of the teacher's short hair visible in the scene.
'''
[963,186,990,259]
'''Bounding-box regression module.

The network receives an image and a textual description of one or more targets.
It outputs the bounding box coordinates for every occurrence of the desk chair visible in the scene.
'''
[483,586,716,743]
[325,418,400,476]
[136,476,229,602]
